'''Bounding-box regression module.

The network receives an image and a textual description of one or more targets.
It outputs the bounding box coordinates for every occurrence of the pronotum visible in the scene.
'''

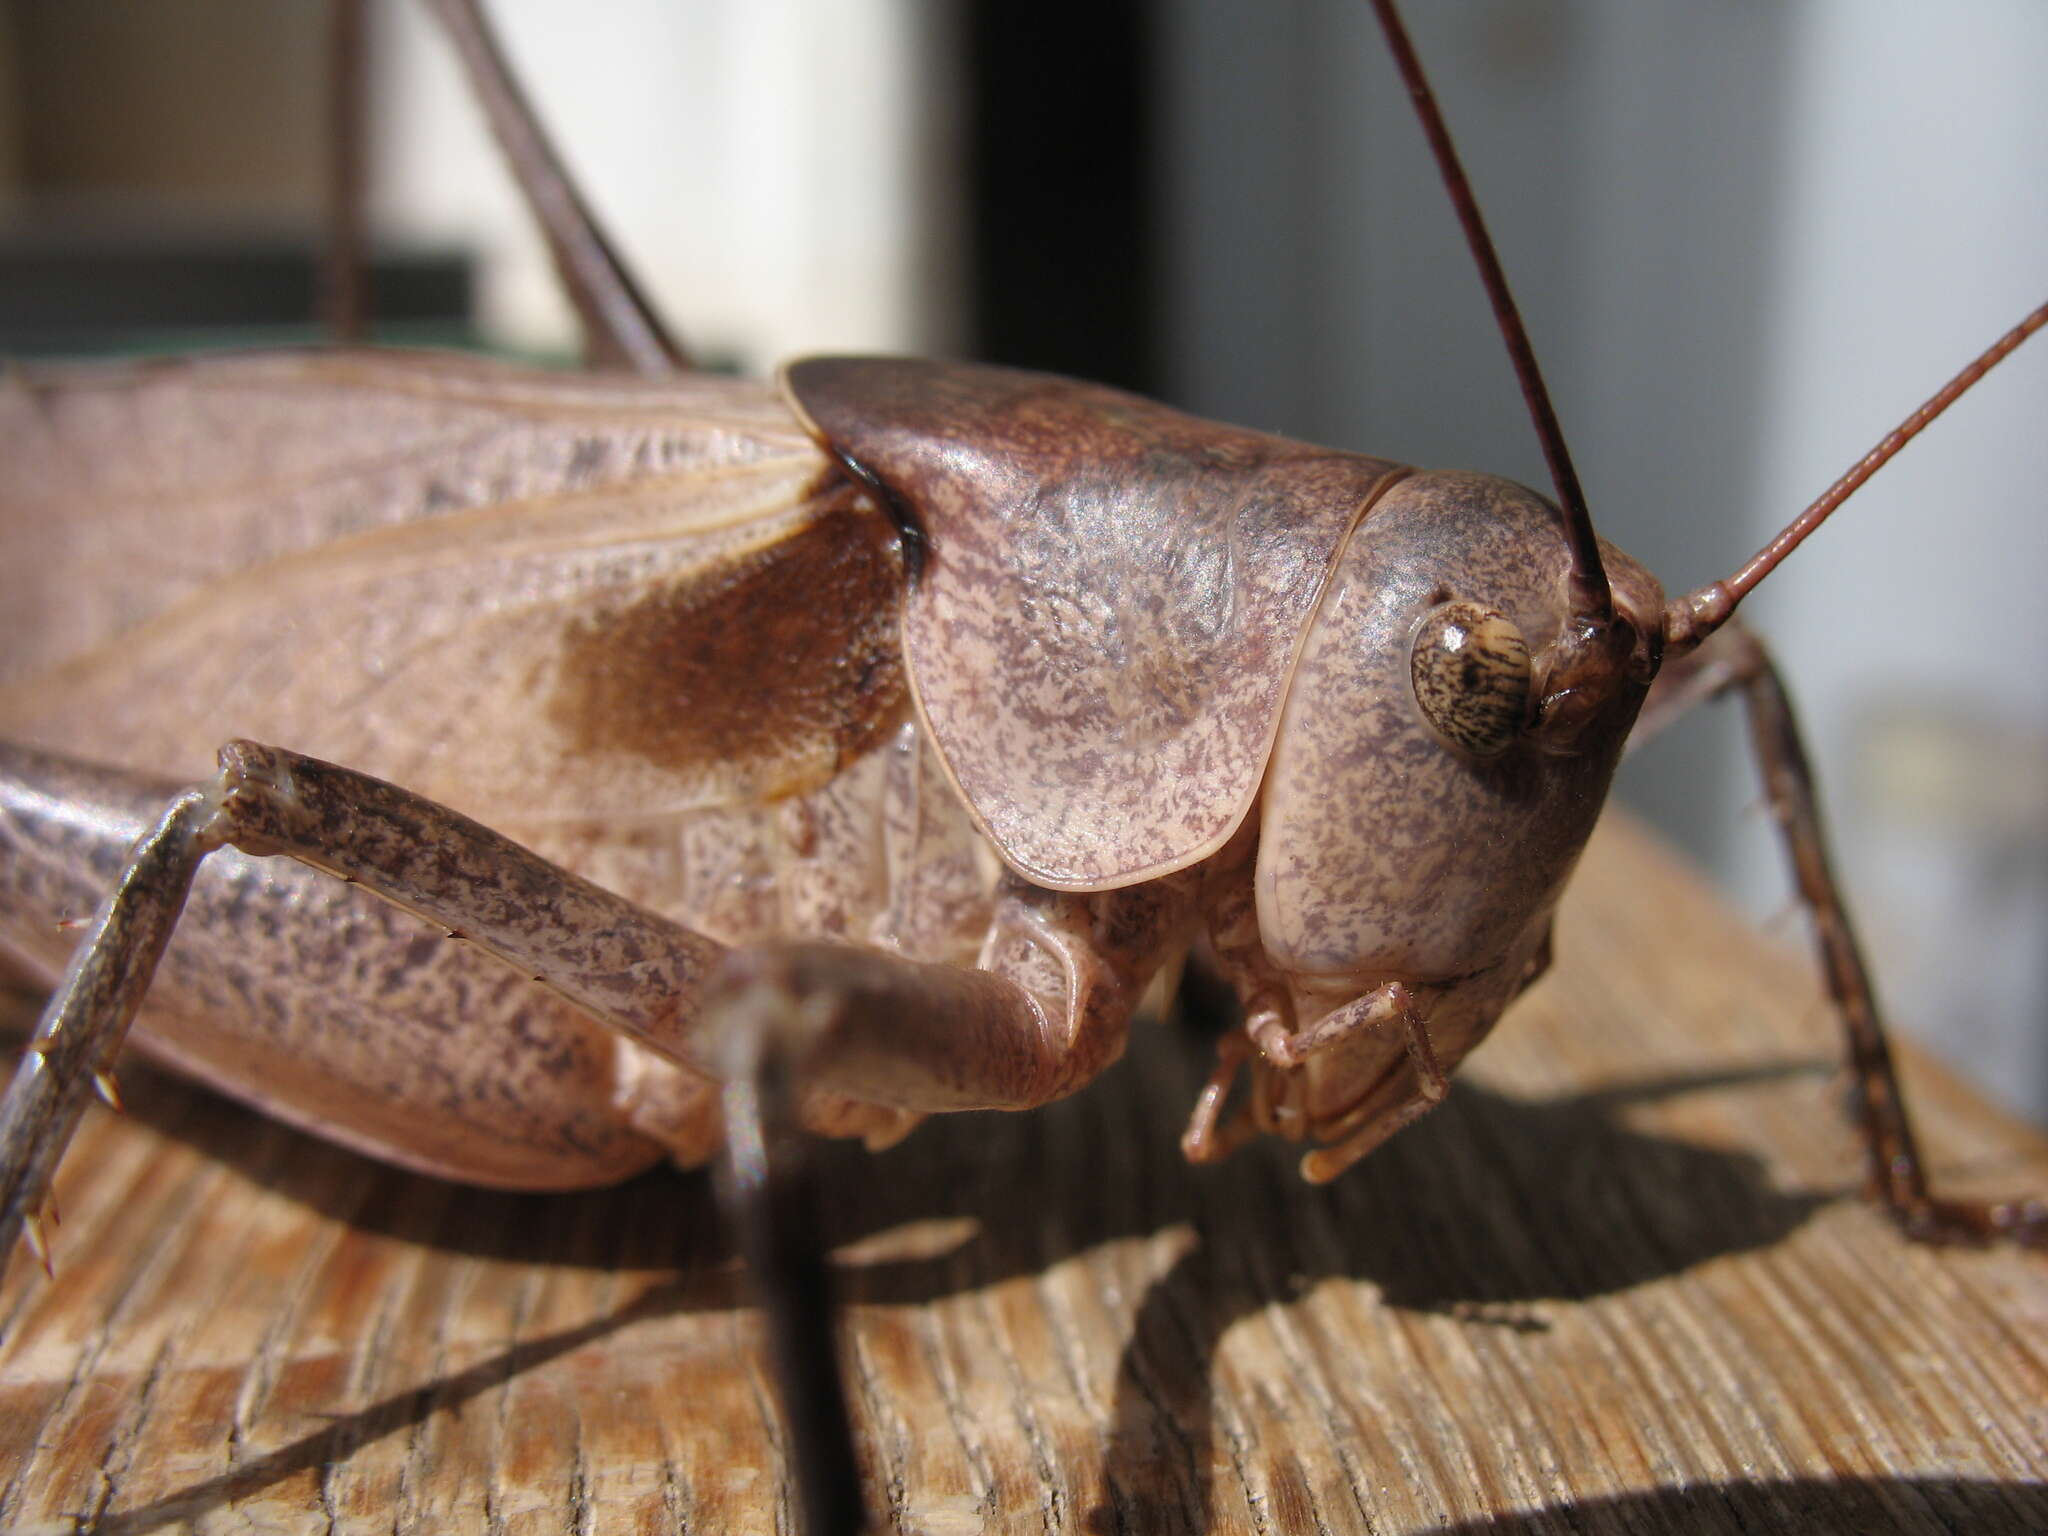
[0,3,2039,1536]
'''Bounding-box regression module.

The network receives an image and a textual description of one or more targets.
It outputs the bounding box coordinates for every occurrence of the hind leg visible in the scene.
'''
[1639,624,2045,1246]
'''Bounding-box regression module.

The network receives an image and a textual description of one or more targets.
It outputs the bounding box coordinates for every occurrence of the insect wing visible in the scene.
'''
[0,353,907,827]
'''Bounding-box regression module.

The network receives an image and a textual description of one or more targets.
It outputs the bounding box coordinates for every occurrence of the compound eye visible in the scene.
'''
[1410,601,1532,757]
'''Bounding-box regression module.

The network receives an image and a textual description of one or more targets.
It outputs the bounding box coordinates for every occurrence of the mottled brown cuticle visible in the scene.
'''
[784,356,1411,887]
[546,482,908,796]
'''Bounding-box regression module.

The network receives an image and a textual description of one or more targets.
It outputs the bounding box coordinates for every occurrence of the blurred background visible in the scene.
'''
[0,0,2042,1123]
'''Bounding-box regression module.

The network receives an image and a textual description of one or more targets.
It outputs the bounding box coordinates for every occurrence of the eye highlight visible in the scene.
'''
[1409,601,1531,757]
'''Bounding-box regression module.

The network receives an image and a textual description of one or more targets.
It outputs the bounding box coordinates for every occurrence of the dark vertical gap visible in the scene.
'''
[321,0,370,344]
[964,0,1158,394]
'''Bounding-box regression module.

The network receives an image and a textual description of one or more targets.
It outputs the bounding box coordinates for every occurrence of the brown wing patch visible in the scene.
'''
[548,481,907,798]
[783,358,1410,889]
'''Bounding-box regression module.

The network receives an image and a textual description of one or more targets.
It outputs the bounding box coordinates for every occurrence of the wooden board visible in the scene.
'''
[1,812,2044,1534]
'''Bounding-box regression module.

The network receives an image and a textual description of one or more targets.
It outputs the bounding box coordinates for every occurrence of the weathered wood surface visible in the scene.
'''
[0,811,2043,1535]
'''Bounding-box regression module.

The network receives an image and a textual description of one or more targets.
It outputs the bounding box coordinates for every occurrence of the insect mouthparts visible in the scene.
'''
[1528,610,1651,750]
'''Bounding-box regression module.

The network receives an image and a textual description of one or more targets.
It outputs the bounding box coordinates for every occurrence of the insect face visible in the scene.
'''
[1249,470,1663,1146]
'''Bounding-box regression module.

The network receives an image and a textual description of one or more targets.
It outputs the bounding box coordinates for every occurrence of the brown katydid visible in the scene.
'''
[0,1,2044,1531]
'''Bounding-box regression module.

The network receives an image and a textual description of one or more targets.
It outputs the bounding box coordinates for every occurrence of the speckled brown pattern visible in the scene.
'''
[784,358,1409,890]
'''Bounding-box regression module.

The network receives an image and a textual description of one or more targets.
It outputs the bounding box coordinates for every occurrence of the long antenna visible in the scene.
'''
[1665,297,2048,652]
[1365,0,1610,624]
[420,0,690,376]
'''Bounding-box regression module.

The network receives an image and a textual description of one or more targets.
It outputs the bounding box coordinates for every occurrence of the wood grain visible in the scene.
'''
[1,812,2043,1534]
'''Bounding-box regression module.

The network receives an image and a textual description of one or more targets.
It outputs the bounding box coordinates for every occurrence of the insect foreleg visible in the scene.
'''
[1272,983,1451,1185]
[1642,626,2047,1247]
